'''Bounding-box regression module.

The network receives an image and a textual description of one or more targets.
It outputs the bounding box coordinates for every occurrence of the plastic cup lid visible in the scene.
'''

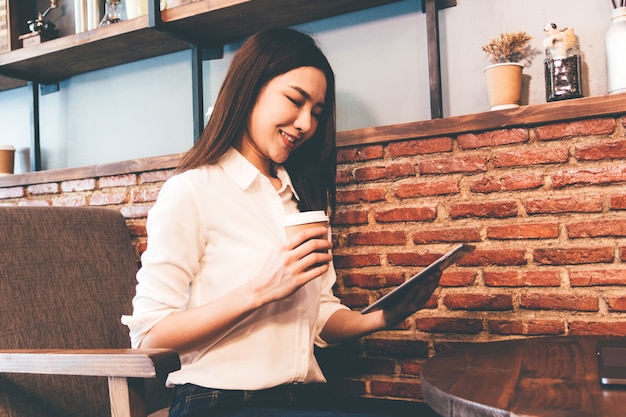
[0,145,15,151]
[283,210,329,227]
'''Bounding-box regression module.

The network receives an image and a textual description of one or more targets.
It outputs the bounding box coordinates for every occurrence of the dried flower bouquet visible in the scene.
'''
[482,31,533,64]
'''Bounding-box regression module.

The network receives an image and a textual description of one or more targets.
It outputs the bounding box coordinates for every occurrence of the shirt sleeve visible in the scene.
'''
[313,232,351,348]
[121,175,206,348]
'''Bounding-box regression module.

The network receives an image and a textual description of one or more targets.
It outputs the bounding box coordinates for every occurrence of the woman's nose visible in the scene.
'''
[294,110,313,134]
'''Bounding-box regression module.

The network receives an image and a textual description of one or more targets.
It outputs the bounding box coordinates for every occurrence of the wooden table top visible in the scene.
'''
[421,336,626,417]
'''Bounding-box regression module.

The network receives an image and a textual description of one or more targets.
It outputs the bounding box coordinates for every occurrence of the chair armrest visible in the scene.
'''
[0,348,180,378]
[0,349,181,417]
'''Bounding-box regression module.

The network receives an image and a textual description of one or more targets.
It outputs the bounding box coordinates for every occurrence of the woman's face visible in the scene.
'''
[240,66,327,175]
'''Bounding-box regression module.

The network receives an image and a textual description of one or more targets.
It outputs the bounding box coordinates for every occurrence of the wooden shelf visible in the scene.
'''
[161,0,401,48]
[0,75,27,91]
[0,16,189,84]
[337,93,626,147]
[0,0,400,89]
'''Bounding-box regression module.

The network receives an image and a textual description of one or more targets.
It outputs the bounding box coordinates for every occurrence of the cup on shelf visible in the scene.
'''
[125,0,149,19]
[0,145,16,175]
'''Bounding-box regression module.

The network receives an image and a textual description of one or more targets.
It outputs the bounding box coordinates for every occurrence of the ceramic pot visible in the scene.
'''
[483,62,524,111]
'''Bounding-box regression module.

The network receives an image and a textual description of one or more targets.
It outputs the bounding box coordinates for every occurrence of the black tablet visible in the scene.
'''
[360,243,475,314]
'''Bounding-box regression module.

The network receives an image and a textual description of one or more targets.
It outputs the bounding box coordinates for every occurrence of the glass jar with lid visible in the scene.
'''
[543,23,583,102]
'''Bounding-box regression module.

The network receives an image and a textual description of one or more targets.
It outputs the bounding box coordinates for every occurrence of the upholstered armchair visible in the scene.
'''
[0,206,180,417]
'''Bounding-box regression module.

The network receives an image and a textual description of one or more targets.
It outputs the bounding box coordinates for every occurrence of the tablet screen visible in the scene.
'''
[360,243,475,314]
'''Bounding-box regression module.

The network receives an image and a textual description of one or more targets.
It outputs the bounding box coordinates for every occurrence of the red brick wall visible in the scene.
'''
[2,115,626,403]
[325,116,626,401]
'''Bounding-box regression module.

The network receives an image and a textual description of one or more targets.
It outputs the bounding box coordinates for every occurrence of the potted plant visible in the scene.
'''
[482,31,533,110]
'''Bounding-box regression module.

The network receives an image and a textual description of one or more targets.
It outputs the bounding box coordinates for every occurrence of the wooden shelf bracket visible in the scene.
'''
[422,0,456,119]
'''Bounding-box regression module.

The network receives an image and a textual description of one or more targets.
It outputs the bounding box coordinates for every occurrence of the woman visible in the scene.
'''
[122,28,437,417]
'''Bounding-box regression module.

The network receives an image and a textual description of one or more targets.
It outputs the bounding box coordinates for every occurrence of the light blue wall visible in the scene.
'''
[0,0,615,173]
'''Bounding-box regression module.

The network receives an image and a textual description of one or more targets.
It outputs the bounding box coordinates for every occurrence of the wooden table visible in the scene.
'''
[421,336,626,417]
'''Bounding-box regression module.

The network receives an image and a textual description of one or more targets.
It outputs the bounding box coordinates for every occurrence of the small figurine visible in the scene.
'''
[26,0,59,37]
[19,0,58,47]
[543,23,577,58]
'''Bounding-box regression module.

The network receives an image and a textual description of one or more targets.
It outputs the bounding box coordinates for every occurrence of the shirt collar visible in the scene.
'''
[219,148,300,201]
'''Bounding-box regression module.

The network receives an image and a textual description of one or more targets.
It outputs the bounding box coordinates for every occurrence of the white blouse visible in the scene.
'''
[121,148,347,390]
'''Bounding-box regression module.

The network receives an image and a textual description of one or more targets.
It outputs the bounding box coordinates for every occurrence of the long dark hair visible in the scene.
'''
[177,28,337,217]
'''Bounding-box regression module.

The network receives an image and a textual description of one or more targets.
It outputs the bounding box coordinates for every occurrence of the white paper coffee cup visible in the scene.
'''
[283,210,329,239]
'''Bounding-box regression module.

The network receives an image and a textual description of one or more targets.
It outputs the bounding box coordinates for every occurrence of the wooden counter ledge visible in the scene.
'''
[1,93,625,189]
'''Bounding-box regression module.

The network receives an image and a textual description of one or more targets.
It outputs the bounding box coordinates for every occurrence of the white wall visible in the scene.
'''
[440,0,613,116]
[0,0,615,173]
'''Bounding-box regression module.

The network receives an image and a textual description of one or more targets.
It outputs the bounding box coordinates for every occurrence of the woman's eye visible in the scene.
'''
[287,96,302,107]
[287,95,322,120]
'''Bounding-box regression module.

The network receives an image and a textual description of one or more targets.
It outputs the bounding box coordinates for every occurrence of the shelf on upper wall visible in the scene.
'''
[0,0,401,91]
[0,16,189,86]
[161,0,402,48]
[0,75,27,91]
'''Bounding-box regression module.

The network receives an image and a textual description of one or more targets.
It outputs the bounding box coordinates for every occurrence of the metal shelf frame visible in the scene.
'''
[5,0,455,171]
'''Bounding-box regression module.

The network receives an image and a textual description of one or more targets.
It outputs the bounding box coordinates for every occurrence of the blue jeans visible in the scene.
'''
[168,384,390,417]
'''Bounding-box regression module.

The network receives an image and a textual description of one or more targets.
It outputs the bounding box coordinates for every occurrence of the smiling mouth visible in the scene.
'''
[280,130,299,145]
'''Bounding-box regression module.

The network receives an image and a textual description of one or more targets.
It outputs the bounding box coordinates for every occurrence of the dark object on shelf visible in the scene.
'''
[100,0,123,26]
[24,0,59,40]
[544,54,583,101]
